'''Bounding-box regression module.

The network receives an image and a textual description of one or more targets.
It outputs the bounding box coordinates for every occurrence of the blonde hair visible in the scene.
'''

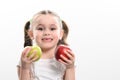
[31,10,62,30]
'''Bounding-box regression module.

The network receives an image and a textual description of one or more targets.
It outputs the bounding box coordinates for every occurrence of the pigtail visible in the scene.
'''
[24,21,32,47]
[58,20,69,45]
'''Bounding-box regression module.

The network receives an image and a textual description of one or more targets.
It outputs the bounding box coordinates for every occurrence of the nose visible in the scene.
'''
[43,29,50,36]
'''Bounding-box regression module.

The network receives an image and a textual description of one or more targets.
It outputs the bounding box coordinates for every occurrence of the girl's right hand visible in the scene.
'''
[21,46,39,69]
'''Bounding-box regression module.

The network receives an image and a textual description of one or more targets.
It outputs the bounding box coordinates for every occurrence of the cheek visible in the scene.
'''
[54,36,60,44]
[54,35,60,40]
[53,31,61,39]
[33,31,42,39]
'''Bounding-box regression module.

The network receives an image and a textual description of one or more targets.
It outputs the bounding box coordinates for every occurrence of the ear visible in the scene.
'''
[27,30,34,40]
[59,29,64,40]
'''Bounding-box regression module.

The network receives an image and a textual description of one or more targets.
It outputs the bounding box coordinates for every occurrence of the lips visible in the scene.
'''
[42,38,53,42]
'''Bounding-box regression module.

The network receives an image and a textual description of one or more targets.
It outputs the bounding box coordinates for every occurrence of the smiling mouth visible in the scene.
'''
[42,38,53,42]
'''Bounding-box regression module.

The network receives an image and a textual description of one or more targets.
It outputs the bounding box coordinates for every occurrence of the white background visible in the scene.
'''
[0,0,120,80]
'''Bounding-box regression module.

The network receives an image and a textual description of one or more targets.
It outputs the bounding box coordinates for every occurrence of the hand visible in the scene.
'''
[21,46,39,69]
[58,49,75,69]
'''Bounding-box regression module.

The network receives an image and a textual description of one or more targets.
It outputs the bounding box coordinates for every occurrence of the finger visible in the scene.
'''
[22,46,32,57]
[66,50,75,58]
[59,58,74,67]
[60,55,72,64]
[28,50,37,60]
[64,51,75,61]
[31,56,39,62]
[58,59,68,65]
[64,50,72,59]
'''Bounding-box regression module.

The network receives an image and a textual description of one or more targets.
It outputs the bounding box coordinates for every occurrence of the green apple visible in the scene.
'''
[27,45,42,61]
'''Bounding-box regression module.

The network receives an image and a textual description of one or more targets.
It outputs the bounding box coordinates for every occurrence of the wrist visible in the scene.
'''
[21,63,31,70]
[21,65,31,70]
[66,64,75,69]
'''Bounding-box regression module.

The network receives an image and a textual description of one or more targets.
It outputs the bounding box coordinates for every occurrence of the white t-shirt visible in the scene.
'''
[19,58,66,80]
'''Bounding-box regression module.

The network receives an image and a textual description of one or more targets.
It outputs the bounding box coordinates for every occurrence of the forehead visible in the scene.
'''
[33,14,60,24]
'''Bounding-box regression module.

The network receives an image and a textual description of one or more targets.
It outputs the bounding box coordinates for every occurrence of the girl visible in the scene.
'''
[17,10,75,80]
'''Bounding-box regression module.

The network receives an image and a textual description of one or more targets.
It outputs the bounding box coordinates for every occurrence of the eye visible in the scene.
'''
[36,24,44,31]
[38,27,44,31]
[50,24,57,31]
[51,27,56,31]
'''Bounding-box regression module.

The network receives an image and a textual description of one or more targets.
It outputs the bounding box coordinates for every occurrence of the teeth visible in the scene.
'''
[42,38,53,40]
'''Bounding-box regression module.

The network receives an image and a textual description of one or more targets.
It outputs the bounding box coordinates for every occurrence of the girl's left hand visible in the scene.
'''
[58,49,75,69]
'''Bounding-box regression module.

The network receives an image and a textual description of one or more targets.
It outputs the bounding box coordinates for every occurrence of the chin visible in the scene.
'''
[41,44,56,50]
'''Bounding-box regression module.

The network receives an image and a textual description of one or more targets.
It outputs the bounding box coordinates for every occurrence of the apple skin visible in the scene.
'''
[55,45,71,61]
[27,45,42,61]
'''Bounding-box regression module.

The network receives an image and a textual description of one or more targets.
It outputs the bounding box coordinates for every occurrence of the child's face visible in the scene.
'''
[30,14,63,50]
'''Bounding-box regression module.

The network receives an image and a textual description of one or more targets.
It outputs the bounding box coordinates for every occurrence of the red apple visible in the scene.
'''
[55,45,71,61]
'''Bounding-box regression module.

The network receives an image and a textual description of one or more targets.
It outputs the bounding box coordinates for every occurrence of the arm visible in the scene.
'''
[17,65,32,80]
[17,46,38,80]
[59,49,76,80]
[64,67,75,80]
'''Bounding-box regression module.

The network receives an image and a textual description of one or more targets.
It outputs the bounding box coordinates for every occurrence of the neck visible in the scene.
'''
[41,46,57,59]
